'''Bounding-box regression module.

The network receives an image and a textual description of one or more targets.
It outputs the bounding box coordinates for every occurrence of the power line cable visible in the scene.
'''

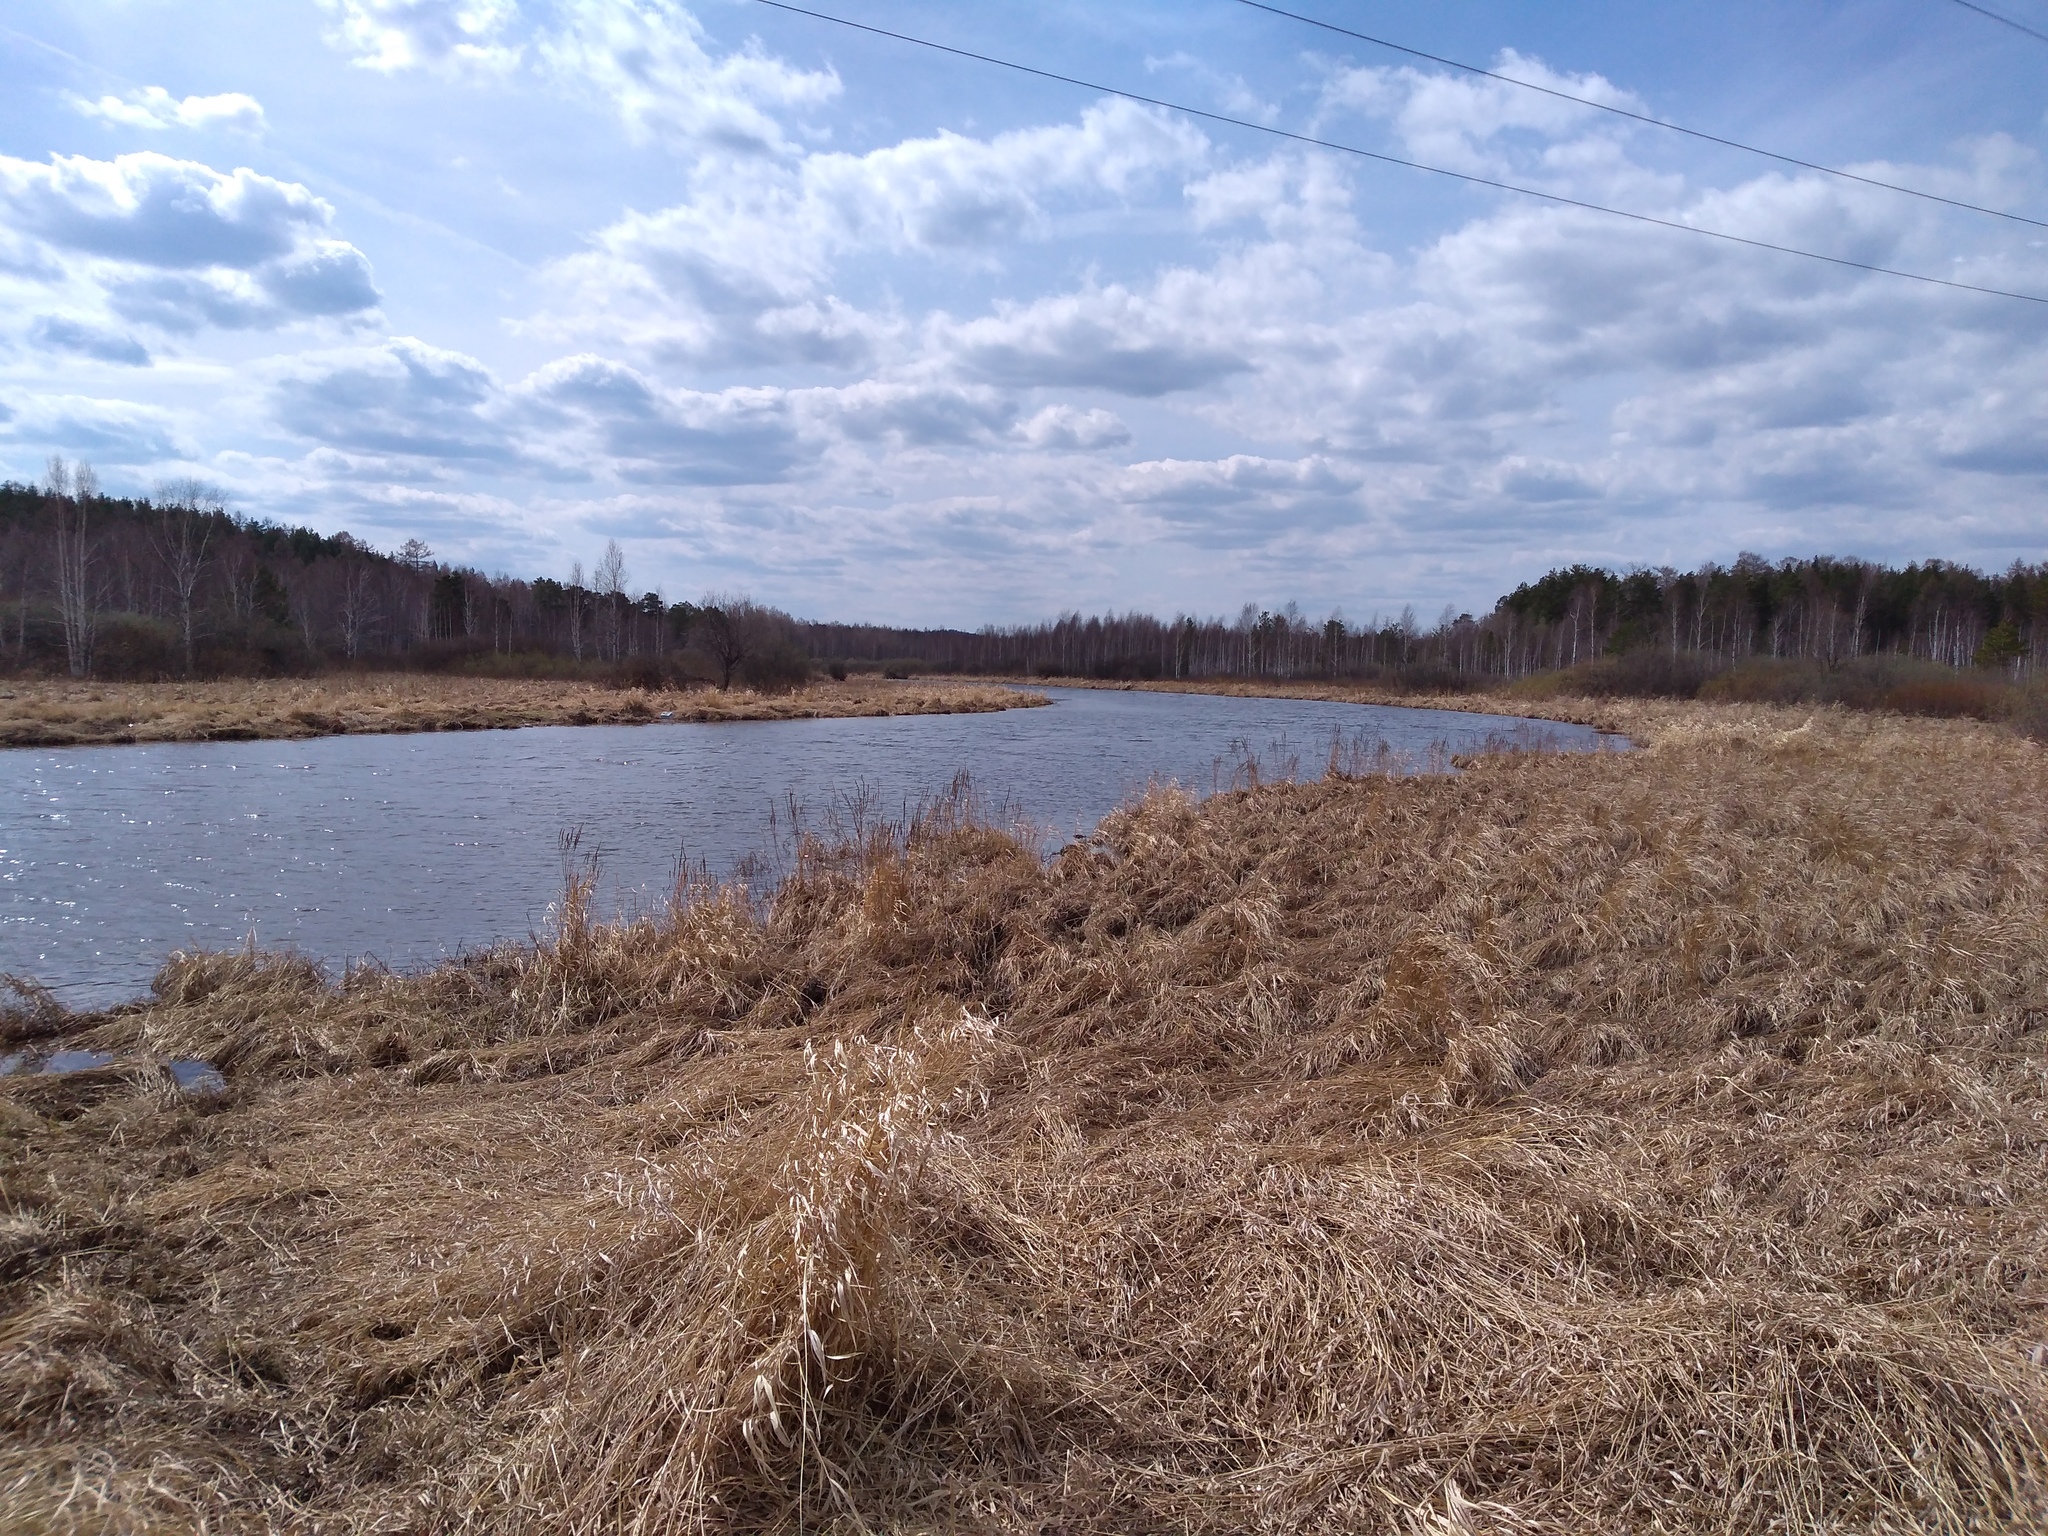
[1945,0,2048,45]
[1234,0,2047,231]
[753,0,2048,305]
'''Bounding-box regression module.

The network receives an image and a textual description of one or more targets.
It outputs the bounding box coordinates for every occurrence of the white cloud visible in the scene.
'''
[538,0,838,152]
[519,354,815,484]
[1321,49,1646,180]
[319,0,521,73]
[815,379,1015,449]
[0,152,379,334]
[533,98,1209,367]
[73,87,265,134]
[27,315,152,366]
[1017,404,1131,451]
[273,337,521,465]
[318,0,837,151]
[269,341,819,485]
[940,282,1254,396]
[798,100,1209,250]
[264,339,1148,490]
[0,393,187,463]
[1121,453,1363,505]
[1,152,327,267]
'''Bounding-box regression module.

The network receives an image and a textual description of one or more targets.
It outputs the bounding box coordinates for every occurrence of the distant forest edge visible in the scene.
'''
[4,468,2044,726]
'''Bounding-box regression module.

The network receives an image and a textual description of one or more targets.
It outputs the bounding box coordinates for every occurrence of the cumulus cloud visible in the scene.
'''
[264,338,1150,493]
[1097,453,1372,552]
[0,152,326,267]
[0,152,379,333]
[73,87,265,134]
[1017,404,1131,451]
[941,284,1253,396]
[269,340,820,486]
[1321,50,1647,184]
[818,380,1016,449]
[319,0,837,151]
[273,338,516,464]
[0,393,185,462]
[535,98,1208,367]
[1121,453,1363,505]
[319,0,521,73]
[28,315,152,366]
[520,355,814,484]
[798,100,1209,251]
[538,0,839,152]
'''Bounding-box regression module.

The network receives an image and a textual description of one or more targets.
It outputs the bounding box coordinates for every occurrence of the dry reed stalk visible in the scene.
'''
[2,699,2045,1533]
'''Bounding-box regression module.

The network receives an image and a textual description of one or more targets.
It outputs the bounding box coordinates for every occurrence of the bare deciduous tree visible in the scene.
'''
[338,559,376,660]
[50,456,101,678]
[567,560,586,661]
[694,594,766,690]
[595,540,627,661]
[151,478,222,675]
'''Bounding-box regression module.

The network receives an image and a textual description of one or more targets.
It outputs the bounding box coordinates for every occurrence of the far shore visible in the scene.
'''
[0,674,1046,748]
[941,672,1634,732]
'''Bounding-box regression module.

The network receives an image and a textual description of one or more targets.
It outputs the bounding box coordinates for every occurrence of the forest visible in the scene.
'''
[5,461,2042,689]
[0,465,807,691]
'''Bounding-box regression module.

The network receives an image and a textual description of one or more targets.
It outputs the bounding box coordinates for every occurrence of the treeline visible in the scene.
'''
[1,463,807,688]
[810,554,2048,683]
[8,458,2041,692]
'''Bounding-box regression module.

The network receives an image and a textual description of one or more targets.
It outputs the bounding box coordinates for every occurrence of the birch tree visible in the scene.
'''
[595,539,627,660]
[50,456,100,678]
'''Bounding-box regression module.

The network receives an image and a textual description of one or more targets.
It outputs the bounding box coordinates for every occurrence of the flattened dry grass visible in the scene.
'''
[0,674,1043,747]
[3,701,2046,1533]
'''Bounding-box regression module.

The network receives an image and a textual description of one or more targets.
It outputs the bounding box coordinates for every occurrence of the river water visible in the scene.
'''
[2,686,1615,1007]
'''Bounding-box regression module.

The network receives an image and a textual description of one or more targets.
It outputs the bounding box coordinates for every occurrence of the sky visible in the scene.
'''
[1,0,2045,625]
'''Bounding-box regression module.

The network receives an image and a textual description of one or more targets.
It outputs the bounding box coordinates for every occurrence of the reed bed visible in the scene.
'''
[0,675,1043,748]
[3,699,2045,1533]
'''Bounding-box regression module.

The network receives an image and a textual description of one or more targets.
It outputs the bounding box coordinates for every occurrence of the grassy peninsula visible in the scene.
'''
[0,674,1044,748]
[4,698,2045,1533]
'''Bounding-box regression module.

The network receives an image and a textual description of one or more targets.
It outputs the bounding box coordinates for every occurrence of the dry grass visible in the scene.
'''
[3,699,2046,1533]
[1002,674,1633,731]
[0,674,1044,747]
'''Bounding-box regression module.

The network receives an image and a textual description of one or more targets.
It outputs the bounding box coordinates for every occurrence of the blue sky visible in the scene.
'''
[2,0,2044,624]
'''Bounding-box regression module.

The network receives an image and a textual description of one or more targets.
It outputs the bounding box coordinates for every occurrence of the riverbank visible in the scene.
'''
[974,671,2046,743]
[0,674,1045,747]
[948,672,1636,730]
[4,698,2044,1533]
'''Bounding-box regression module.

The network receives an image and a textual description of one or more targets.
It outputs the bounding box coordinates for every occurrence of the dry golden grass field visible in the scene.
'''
[0,674,1043,747]
[3,697,2045,1533]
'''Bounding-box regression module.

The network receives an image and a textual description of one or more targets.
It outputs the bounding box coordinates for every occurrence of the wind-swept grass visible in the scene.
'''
[3,699,2045,1532]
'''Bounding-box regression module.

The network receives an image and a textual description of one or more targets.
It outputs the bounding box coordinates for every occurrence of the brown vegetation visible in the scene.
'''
[1024,666,2048,743]
[0,674,1044,748]
[4,700,2046,1532]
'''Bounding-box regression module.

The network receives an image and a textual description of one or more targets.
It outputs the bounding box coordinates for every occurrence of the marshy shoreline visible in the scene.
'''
[0,673,1047,748]
[4,697,2045,1533]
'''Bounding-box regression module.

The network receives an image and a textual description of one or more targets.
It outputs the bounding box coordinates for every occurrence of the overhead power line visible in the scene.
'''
[1946,0,2048,45]
[752,0,2047,305]
[1234,0,2047,231]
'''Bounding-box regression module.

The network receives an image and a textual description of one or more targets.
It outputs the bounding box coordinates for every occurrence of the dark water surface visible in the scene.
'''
[3,686,1616,1006]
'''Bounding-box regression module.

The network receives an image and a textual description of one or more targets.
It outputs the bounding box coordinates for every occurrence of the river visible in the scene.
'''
[2,686,1616,1006]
